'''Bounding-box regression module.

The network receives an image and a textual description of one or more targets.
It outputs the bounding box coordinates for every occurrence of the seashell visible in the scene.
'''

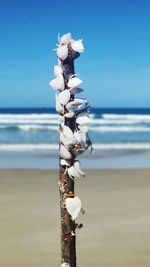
[57,45,68,60]
[60,131,73,148]
[60,131,67,145]
[76,130,92,151]
[68,165,81,178]
[74,161,85,176]
[76,113,89,125]
[63,125,77,145]
[64,112,75,118]
[66,98,88,113]
[60,145,72,159]
[65,197,81,220]
[58,89,70,106]
[69,87,84,95]
[54,65,62,77]
[58,73,64,84]
[68,77,82,89]
[77,102,91,115]
[61,262,70,267]
[60,32,72,45]
[72,147,85,156]
[49,75,64,91]
[60,159,70,166]
[74,130,84,144]
[78,125,88,132]
[66,101,79,112]
[55,94,64,114]
[71,39,84,53]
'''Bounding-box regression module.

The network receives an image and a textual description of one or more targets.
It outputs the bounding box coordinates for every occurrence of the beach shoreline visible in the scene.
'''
[1,168,150,267]
[0,149,150,169]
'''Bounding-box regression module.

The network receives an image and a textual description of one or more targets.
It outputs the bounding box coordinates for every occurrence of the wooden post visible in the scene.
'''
[49,33,92,267]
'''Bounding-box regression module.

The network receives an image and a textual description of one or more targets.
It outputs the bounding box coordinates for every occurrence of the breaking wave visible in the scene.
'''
[1,143,150,151]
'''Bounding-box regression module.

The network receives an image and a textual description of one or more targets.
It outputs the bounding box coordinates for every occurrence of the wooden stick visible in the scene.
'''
[50,33,91,267]
[59,48,80,267]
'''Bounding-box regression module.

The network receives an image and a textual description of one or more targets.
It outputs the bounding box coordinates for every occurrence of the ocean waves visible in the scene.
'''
[0,113,150,132]
[0,125,58,131]
[1,111,150,149]
[1,124,150,133]
[1,143,150,151]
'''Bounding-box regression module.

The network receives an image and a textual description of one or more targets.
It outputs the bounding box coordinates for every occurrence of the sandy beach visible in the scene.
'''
[0,169,150,267]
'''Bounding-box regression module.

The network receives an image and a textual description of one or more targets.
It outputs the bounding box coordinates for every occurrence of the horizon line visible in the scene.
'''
[0,107,150,109]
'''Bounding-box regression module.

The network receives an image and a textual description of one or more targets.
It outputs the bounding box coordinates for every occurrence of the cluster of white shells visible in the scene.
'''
[50,34,92,261]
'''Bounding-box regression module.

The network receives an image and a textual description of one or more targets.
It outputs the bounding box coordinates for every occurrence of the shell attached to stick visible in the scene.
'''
[62,125,77,145]
[57,45,68,60]
[69,87,84,95]
[60,32,72,45]
[49,74,64,91]
[61,263,70,267]
[67,165,81,179]
[76,112,90,125]
[60,145,72,159]
[58,89,70,106]
[74,160,85,176]
[68,77,82,89]
[54,65,62,77]
[60,159,70,166]
[65,197,81,220]
[55,94,64,114]
[71,39,84,53]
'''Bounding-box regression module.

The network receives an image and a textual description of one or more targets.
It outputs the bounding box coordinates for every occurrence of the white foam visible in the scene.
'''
[93,143,150,150]
[0,113,59,119]
[0,144,58,151]
[89,119,142,125]
[0,125,58,131]
[1,143,150,151]
[0,119,59,124]
[102,114,150,120]
[88,126,150,132]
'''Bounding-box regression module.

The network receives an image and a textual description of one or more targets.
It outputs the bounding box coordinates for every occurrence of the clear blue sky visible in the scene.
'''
[1,0,150,108]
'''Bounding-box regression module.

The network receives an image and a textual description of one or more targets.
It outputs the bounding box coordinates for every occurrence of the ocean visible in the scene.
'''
[0,107,150,169]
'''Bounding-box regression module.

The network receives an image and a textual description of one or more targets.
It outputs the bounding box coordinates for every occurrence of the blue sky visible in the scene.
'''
[1,0,150,108]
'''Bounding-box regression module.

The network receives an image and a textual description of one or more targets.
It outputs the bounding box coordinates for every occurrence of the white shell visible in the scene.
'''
[60,145,72,159]
[78,125,88,132]
[49,75,64,91]
[69,87,84,94]
[60,159,70,166]
[60,131,73,147]
[54,65,62,77]
[60,32,72,45]
[57,45,68,60]
[61,263,70,267]
[71,39,84,53]
[65,197,81,220]
[74,161,85,176]
[74,130,84,143]
[58,90,70,105]
[76,113,89,125]
[68,77,82,88]
[64,112,75,118]
[63,125,77,145]
[66,98,88,112]
[68,165,81,178]
[55,94,64,114]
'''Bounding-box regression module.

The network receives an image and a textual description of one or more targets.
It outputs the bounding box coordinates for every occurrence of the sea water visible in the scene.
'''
[0,108,150,168]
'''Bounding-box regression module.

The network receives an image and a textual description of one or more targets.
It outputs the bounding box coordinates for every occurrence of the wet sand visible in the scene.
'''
[0,169,150,267]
